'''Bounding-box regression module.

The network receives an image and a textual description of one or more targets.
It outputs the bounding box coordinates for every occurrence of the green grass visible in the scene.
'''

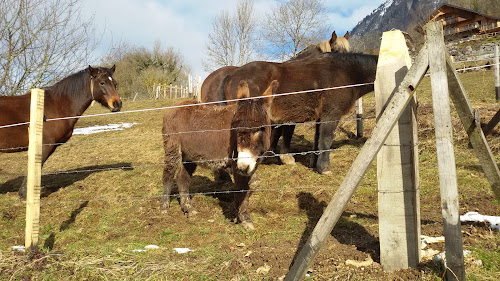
[0,70,499,280]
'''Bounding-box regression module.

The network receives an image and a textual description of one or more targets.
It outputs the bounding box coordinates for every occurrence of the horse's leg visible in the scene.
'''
[270,125,282,153]
[314,119,339,174]
[177,163,194,215]
[233,173,254,231]
[279,125,296,165]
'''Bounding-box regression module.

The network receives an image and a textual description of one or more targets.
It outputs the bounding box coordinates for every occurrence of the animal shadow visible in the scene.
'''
[166,174,241,223]
[291,192,380,266]
[0,163,133,197]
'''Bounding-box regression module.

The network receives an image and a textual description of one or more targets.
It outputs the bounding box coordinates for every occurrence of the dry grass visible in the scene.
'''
[0,70,499,280]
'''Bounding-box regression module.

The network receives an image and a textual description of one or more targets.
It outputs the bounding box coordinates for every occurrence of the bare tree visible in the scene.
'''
[261,0,329,61]
[204,0,257,72]
[0,0,96,96]
[102,41,189,99]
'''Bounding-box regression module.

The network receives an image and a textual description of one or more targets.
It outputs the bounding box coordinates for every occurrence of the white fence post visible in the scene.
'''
[375,30,420,270]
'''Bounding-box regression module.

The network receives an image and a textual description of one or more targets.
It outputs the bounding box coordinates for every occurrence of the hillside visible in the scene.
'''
[350,0,500,52]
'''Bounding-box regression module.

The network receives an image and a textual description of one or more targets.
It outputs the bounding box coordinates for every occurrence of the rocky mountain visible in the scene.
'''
[350,0,500,51]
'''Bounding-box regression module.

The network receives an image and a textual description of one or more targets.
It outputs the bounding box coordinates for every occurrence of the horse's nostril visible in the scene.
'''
[113,100,122,111]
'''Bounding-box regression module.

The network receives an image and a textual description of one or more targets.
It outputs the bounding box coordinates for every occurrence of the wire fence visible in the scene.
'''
[1,66,498,209]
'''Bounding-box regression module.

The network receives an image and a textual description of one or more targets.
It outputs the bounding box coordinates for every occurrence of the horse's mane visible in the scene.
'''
[44,68,91,98]
[332,37,350,53]
[308,52,378,68]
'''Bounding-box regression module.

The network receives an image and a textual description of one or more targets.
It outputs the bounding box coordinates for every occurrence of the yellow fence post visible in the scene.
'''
[25,88,44,250]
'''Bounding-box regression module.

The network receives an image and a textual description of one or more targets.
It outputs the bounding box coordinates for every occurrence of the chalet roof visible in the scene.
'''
[429,3,500,22]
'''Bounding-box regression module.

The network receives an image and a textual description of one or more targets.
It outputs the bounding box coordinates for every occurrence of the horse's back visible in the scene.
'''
[201,66,238,102]
[224,61,280,99]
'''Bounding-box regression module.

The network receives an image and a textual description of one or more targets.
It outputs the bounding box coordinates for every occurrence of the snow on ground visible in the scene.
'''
[73,123,137,135]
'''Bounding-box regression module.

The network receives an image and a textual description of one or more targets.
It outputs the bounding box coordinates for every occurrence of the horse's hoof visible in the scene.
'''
[160,200,171,211]
[240,221,255,231]
[186,210,198,218]
[280,155,296,165]
[318,169,332,175]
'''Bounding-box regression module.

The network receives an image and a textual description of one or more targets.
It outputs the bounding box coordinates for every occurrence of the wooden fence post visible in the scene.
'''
[355,98,363,137]
[495,44,499,101]
[284,43,430,281]
[25,88,44,250]
[445,55,500,199]
[375,30,420,271]
[427,21,466,281]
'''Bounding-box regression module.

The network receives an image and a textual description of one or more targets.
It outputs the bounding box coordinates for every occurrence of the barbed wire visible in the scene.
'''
[0,82,376,130]
[5,147,361,178]
[0,116,377,152]
[0,182,377,207]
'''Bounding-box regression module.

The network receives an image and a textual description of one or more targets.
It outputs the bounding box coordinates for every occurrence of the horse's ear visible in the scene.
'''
[110,64,116,74]
[344,31,349,40]
[88,65,98,78]
[261,80,278,104]
[330,31,337,44]
[236,80,250,99]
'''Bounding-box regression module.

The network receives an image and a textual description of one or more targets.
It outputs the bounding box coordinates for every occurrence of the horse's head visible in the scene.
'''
[326,31,350,53]
[291,30,350,61]
[231,80,278,176]
[89,65,122,112]
[332,31,350,53]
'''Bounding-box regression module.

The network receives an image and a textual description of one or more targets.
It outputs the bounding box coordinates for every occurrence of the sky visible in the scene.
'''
[81,0,386,81]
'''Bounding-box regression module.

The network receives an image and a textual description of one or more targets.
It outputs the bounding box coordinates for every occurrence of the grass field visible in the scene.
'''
[0,69,499,280]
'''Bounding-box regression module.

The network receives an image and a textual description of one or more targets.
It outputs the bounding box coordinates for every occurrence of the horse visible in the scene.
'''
[200,31,350,103]
[0,65,122,198]
[221,52,378,174]
[162,80,278,231]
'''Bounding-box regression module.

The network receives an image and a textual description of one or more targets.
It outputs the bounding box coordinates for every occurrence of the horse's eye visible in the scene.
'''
[100,82,105,86]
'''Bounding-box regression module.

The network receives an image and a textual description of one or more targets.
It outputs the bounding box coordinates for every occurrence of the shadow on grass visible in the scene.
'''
[41,201,89,251]
[291,192,380,267]
[0,163,133,197]
[262,130,368,169]
[162,174,242,222]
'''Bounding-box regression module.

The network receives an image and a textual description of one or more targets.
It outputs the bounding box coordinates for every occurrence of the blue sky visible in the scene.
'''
[82,0,386,80]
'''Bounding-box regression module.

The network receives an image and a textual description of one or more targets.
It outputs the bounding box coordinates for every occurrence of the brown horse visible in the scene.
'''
[200,31,350,103]
[0,65,122,198]
[222,52,378,174]
[162,80,278,230]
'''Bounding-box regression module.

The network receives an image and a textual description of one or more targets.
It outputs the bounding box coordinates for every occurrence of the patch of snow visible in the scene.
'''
[11,245,25,252]
[173,248,192,254]
[132,244,161,252]
[144,245,160,250]
[73,122,137,135]
[460,211,500,230]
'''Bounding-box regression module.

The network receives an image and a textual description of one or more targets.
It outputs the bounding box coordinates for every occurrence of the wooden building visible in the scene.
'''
[428,4,500,39]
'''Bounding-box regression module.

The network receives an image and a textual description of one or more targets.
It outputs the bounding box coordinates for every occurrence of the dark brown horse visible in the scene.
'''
[0,66,122,198]
[200,31,350,103]
[222,53,378,174]
[162,80,278,231]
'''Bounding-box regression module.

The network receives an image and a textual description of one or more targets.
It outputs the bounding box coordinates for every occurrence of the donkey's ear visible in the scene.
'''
[110,64,116,74]
[88,65,99,78]
[330,31,337,44]
[261,80,278,104]
[344,31,349,40]
[236,80,250,99]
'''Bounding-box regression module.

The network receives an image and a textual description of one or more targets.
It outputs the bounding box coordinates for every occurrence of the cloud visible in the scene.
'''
[81,0,385,80]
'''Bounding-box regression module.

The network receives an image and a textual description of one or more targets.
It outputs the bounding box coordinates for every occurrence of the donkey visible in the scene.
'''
[162,80,278,230]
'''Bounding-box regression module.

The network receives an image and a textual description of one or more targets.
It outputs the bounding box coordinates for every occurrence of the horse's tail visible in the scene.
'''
[217,75,230,105]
